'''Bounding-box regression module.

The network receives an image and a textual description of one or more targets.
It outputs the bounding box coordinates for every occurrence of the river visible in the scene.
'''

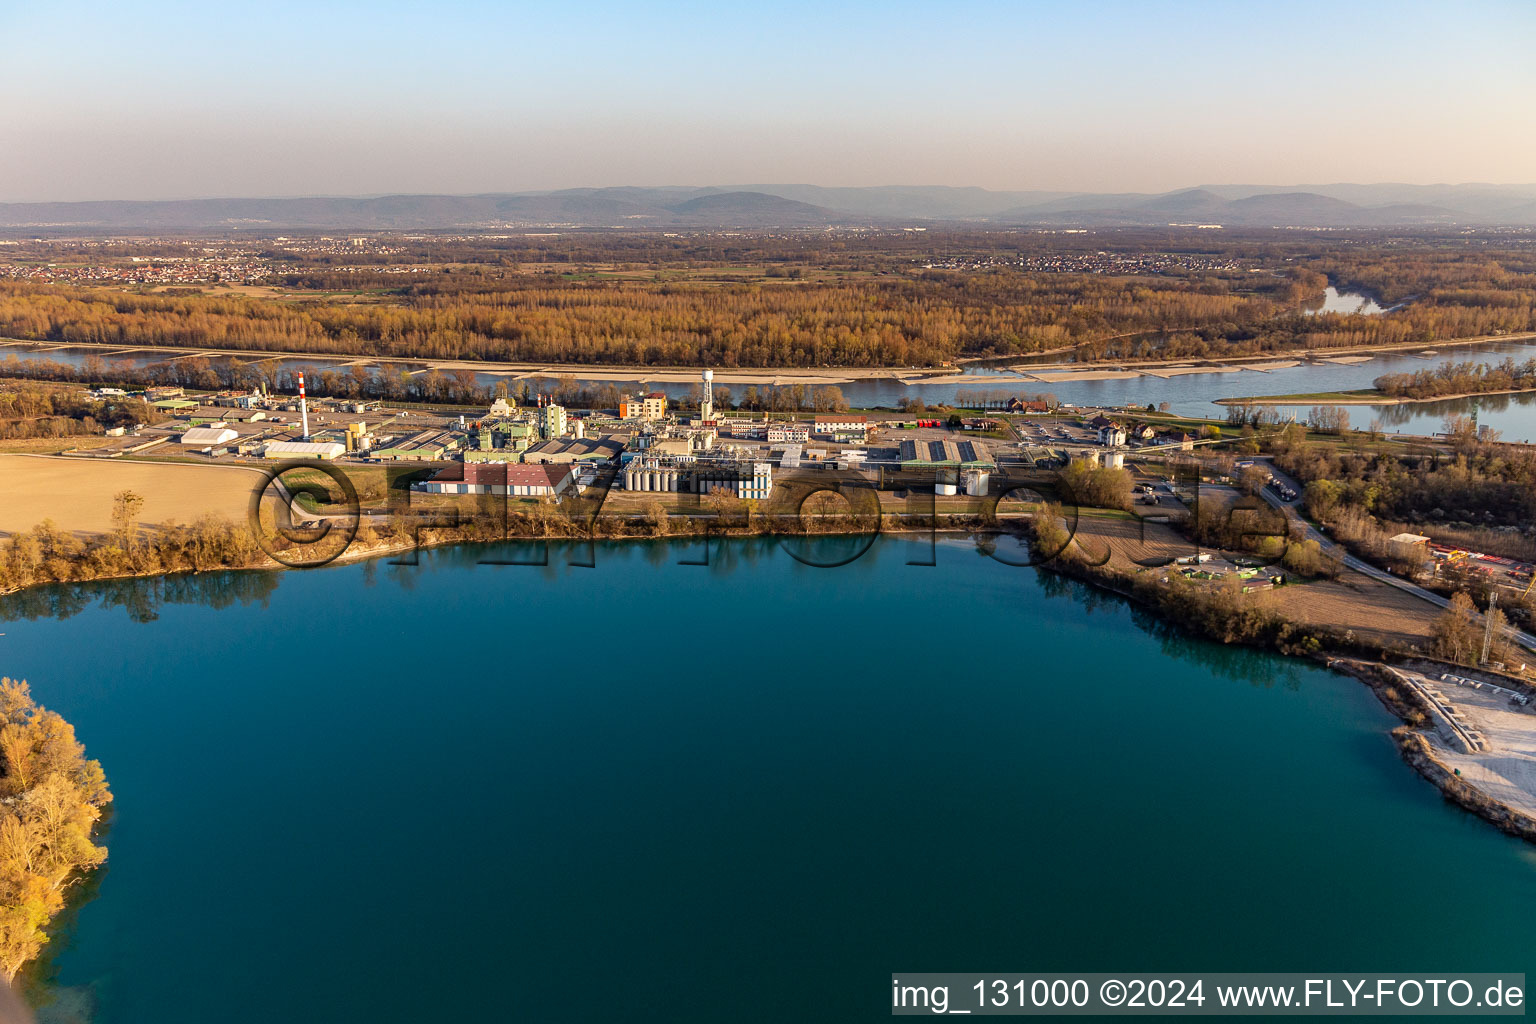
[1304,286,1393,316]
[8,331,1536,441]
[3,536,1533,1022]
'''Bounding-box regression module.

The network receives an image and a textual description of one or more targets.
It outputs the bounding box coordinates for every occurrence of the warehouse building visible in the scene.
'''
[521,436,626,465]
[898,438,994,471]
[179,425,239,446]
[264,440,345,460]
[417,463,573,497]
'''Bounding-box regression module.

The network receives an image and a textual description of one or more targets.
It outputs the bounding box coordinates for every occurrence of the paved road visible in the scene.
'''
[1255,460,1536,655]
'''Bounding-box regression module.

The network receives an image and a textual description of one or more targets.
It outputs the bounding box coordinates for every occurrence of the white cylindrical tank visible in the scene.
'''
[936,482,958,496]
[964,470,990,496]
[1106,449,1124,469]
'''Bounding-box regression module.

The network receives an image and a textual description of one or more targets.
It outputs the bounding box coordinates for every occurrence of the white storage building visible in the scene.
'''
[179,425,239,446]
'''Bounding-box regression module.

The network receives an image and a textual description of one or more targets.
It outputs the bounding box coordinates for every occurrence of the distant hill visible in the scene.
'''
[662,191,844,226]
[2,183,1534,231]
[993,188,1479,227]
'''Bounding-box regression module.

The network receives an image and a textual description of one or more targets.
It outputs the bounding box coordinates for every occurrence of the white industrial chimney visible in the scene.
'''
[298,372,310,439]
[700,367,714,421]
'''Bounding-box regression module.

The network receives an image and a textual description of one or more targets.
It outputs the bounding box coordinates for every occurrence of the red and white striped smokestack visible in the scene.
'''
[298,372,310,439]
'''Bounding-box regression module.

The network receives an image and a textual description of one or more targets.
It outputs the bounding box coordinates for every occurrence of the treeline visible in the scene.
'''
[0,511,266,595]
[1268,423,1536,531]
[11,239,1532,368]
[1374,357,1536,399]
[0,271,1304,367]
[0,678,111,980]
[0,381,153,440]
[1,356,858,415]
[1058,459,1135,511]
[1264,424,1536,620]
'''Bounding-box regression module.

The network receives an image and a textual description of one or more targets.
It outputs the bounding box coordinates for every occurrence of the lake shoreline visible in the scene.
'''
[13,515,1536,851]
[0,514,1018,599]
[1024,536,1536,848]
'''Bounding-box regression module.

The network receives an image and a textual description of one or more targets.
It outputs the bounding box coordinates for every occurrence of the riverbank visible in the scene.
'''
[7,328,1536,384]
[1215,384,1536,407]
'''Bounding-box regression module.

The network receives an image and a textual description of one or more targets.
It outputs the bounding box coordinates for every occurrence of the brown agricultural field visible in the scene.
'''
[0,454,263,536]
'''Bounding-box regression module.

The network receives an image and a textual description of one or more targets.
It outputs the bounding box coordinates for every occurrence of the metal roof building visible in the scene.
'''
[179,426,239,446]
[898,438,994,469]
[263,440,345,460]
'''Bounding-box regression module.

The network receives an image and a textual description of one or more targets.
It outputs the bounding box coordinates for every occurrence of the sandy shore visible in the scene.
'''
[1415,673,1536,819]
[1020,360,1299,383]
[1215,385,1536,407]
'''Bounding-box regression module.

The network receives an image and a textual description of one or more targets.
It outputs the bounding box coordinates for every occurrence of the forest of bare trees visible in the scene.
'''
[1,234,1530,369]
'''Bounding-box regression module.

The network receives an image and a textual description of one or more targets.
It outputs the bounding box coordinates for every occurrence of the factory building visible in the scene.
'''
[619,393,668,421]
[718,418,767,440]
[767,422,811,444]
[542,403,568,439]
[699,369,714,422]
[521,437,626,464]
[812,415,867,439]
[417,463,573,497]
[898,438,994,471]
[622,456,773,499]
[692,460,773,500]
[367,429,458,461]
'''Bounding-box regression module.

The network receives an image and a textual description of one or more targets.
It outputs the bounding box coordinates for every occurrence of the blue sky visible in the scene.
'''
[1,0,1533,201]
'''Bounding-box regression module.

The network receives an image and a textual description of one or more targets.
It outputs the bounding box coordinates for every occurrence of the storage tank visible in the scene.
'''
[963,469,990,496]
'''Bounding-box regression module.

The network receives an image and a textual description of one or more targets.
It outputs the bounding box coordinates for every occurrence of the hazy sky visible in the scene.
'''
[2,0,1534,202]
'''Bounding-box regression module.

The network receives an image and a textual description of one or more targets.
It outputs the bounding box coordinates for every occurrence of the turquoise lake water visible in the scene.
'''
[2,535,1533,1022]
